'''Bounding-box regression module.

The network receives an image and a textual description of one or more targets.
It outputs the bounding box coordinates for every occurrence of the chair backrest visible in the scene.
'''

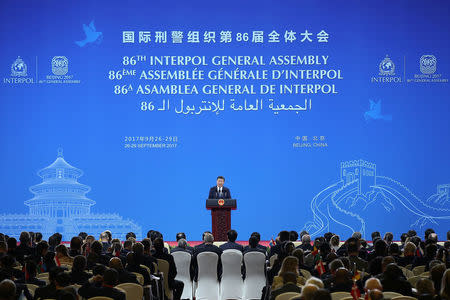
[243,251,266,300]
[412,265,425,275]
[116,283,144,300]
[407,276,421,288]
[157,258,173,299]
[275,292,301,300]
[391,297,418,300]
[383,292,404,299]
[400,267,414,279]
[420,271,430,278]
[244,251,266,278]
[87,297,114,300]
[222,249,243,278]
[140,264,151,276]
[197,251,219,280]
[196,252,220,300]
[131,272,144,285]
[331,292,352,300]
[300,269,312,279]
[26,284,39,297]
[270,254,278,267]
[172,251,192,280]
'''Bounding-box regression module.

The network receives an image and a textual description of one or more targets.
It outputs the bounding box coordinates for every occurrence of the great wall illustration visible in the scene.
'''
[302,159,450,239]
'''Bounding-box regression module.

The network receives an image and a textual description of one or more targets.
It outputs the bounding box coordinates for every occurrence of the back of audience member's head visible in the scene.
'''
[177,238,188,249]
[425,228,435,241]
[384,263,403,279]
[203,233,214,244]
[141,239,151,253]
[352,232,362,240]
[371,231,381,241]
[289,231,299,241]
[306,277,324,288]
[132,242,144,256]
[227,230,238,242]
[49,267,66,283]
[400,233,408,244]
[369,289,384,300]
[407,230,417,237]
[55,244,69,257]
[282,271,297,284]
[404,242,417,256]
[329,259,344,274]
[0,279,16,300]
[417,278,435,296]
[330,235,340,247]
[283,242,295,257]
[374,239,387,256]
[123,240,133,250]
[19,231,31,245]
[153,237,165,252]
[365,277,382,291]
[126,232,136,240]
[381,256,395,272]
[6,238,16,250]
[302,284,319,300]
[347,238,360,255]
[72,255,87,272]
[279,231,290,242]
[78,232,87,241]
[324,232,334,243]
[92,264,107,276]
[340,257,350,270]
[103,268,119,286]
[292,248,304,264]
[334,268,351,284]
[109,257,124,271]
[388,243,400,256]
[430,263,445,291]
[70,236,82,251]
[250,232,261,242]
[248,236,259,248]
[90,241,103,255]
[425,243,438,259]
[55,272,71,288]
[176,232,186,241]
[302,234,311,244]
[126,252,136,266]
[312,288,332,300]
[384,232,393,243]
[279,256,299,276]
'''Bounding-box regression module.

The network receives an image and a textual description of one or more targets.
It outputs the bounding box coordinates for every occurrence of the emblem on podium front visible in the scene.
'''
[218,199,224,206]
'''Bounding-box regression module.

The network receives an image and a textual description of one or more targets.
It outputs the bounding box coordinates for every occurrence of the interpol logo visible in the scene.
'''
[371,55,401,83]
[420,55,436,74]
[379,55,395,76]
[51,56,68,75]
[11,56,27,77]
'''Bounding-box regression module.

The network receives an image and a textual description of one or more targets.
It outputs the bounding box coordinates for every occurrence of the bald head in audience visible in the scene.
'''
[365,277,383,291]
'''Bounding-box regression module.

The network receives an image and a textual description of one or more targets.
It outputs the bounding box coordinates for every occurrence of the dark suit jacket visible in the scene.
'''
[78,282,126,300]
[171,246,193,255]
[208,186,231,199]
[192,244,223,281]
[220,242,244,252]
[116,269,139,284]
[69,270,92,285]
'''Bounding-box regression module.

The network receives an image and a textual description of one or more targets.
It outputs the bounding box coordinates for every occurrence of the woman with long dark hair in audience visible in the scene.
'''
[55,244,73,267]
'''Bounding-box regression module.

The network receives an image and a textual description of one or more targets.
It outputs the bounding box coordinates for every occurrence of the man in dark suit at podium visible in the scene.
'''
[208,176,231,199]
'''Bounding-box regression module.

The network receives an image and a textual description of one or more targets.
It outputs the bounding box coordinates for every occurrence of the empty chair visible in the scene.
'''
[116,283,143,300]
[274,292,301,300]
[242,251,266,300]
[383,292,404,299]
[331,292,352,300]
[172,251,193,300]
[195,252,220,300]
[220,249,244,300]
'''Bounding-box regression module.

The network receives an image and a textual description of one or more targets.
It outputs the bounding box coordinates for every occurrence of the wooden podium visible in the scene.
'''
[206,199,237,241]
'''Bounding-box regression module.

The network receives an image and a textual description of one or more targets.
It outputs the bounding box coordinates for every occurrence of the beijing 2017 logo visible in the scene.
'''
[51,56,69,75]
[420,55,436,74]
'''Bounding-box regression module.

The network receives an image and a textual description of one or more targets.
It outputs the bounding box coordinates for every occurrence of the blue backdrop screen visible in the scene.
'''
[0,0,449,241]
